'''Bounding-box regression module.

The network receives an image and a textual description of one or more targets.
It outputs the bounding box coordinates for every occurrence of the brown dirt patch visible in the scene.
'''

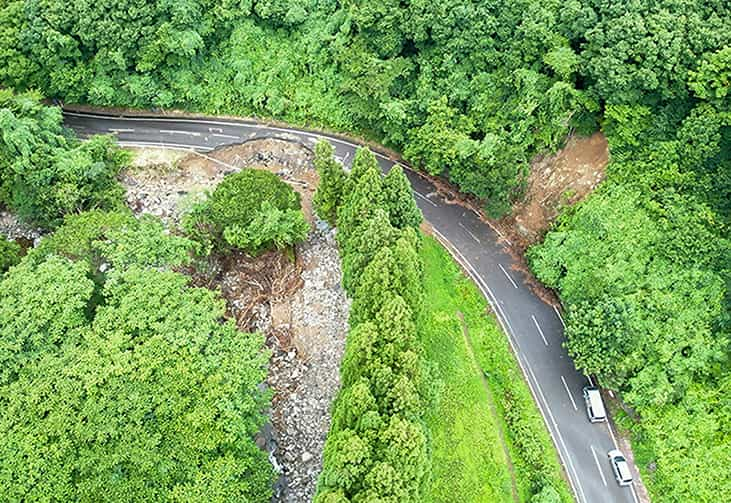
[187,249,303,338]
[501,133,609,250]
[122,139,317,224]
[178,140,318,223]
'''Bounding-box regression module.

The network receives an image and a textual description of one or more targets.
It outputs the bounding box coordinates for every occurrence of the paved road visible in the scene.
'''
[63,110,639,503]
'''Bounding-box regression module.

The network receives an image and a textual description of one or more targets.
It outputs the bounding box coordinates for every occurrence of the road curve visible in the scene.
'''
[63,110,638,503]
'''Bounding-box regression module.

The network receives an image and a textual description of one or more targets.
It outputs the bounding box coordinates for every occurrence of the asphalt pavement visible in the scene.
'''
[63,110,640,503]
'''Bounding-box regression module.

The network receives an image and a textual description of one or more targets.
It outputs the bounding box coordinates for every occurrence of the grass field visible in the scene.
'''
[418,236,572,503]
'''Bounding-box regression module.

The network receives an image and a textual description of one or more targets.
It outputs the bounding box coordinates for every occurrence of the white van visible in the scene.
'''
[582,386,607,422]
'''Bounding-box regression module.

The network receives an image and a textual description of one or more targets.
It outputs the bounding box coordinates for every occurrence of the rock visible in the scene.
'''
[301,451,313,463]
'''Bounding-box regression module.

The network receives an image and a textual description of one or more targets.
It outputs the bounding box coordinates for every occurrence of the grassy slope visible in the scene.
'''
[419,236,572,503]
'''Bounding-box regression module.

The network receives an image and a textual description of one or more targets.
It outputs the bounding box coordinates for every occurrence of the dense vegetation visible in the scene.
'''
[3,0,727,216]
[419,237,570,503]
[0,95,287,499]
[0,210,273,500]
[528,60,731,503]
[313,143,430,501]
[1,1,729,500]
[183,168,308,256]
[0,233,20,272]
[0,90,128,228]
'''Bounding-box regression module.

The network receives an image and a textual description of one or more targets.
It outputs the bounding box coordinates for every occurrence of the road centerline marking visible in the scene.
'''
[498,263,519,289]
[590,445,608,486]
[560,375,578,410]
[525,361,588,503]
[212,133,239,140]
[531,314,549,346]
[159,129,201,136]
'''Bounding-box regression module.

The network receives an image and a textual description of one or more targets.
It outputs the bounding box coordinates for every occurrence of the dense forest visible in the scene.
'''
[0,92,322,499]
[1,0,730,501]
[2,0,726,216]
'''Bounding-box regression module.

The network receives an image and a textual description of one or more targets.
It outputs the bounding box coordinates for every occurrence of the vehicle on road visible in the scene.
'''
[583,386,607,422]
[608,449,633,486]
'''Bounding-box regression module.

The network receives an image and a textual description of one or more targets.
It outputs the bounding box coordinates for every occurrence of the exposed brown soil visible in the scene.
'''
[415,134,608,306]
[501,133,609,251]
[178,140,318,223]
[187,249,303,336]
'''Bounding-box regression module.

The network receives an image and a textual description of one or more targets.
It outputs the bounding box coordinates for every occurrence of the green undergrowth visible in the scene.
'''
[419,236,571,503]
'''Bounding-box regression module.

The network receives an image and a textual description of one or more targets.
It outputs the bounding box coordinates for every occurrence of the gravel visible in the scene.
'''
[0,211,43,243]
[268,224,349,502]
[123,143,348,503]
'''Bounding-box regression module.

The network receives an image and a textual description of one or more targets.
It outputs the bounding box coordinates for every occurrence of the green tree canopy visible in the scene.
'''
[382,165,422,229]
[0,90,128,228]
[184,168,308,255]
[313,140,348,226]
[0,266,272,501]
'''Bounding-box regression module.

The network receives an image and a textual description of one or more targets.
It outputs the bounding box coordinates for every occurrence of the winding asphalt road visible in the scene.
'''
[63,110,639,503]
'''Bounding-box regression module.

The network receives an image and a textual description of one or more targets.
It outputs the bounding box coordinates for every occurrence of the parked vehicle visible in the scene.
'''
[608,449,633,486]
[582,386,607,422]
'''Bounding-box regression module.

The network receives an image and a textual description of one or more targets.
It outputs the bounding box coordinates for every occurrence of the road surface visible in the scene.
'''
[63,110,639,503]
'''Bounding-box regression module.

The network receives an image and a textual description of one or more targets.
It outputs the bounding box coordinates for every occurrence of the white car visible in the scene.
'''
[582,386,607,422]
[608,449,633,486]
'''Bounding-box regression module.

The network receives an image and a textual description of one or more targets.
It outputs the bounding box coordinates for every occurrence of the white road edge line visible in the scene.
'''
[560,375,578,411]
[108,128,134,133]
[590,445,608,486]
[553,304,566,329]
[117,141,213,152]
[414,191,438,207]
[212,133,240,140]
[458,222,481,244]
[498,263,519,289]
[587,375,594,386]
[429,226,586,503]
[531,314,549,346]
[604,407,642,503]
[606,418,619,447]
[468,207,514,246]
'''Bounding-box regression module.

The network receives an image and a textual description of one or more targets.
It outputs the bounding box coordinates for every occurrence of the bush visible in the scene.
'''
[31,210,195,274]
[223,201,309,255]
[0,235,21,273]
[183,169,308,255]
[0,255,93,386]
